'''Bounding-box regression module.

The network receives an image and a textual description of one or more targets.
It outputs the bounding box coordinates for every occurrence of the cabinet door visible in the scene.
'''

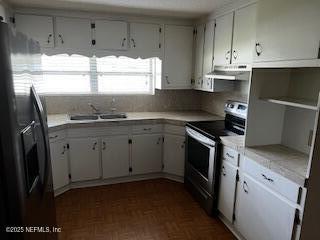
[254,0,320,62]
[15,14,54,48]
[163,25,193,89]
[101,136,129,179]
[194,24,205,89]
[69,138,100,182]
[232,4,257,64]
[50,140,69,190]
[236,174,296,240]
[95,20,128,50]
[131,134,163,175]
[163,134,185,177]
[213,12,233,66]
[202,21,215,76]
[130,23,160,52]
[218,160,237,223]
[55,17,92,49]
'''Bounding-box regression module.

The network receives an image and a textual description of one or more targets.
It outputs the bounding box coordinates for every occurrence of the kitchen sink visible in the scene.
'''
[99,113,127,119]
[69,114,99,120]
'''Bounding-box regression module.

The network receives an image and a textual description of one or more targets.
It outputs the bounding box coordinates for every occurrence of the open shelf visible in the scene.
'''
[261,96,319,111]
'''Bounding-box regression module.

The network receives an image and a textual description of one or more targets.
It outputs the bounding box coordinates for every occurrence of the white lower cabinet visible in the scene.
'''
[163,134,185,177]
[50,140,69,190]
[236,174,297,240]
[69,138,100,182]
[131,134,163,175]
[218,160,238,223]
[101,136,129,178]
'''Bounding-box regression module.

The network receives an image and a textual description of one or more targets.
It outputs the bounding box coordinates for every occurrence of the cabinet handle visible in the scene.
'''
[121,38,126,47]
[243,181,249,193]
[261,173,274,183]
[47,34,52,44]
[143,128,152,131]
[165,76,170,84]
[181,142,185,148]
[130,38,136,48]
[222,165,226,176]
[61,145,67,155]
[233,50,238,60]
[58,34,64,44]
[49,135,58,140]
[156,138,161,145]
[226,152,234,159]
[102,141,106,150]
[92,142,97,150]
[255,43,262,56]
[225,50,231,60]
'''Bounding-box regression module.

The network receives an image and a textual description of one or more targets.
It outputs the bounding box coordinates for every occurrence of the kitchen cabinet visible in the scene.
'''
[201,21,215,91]
[130,22,161,52]
[50,140,69,190]
[254,0,320,62]
[232,4,257,64]
[15,14,54,48]
[69,138,100,182]
[194,24,205,89]
[213,12,234,66]
[101,136,129,179]
[236,174,297,240]
[163,134,185,177]
[218,160,238,223]
[160,25,193,89]
[55,17,92,49]
[94,20,128,50]
[131,134,163,174]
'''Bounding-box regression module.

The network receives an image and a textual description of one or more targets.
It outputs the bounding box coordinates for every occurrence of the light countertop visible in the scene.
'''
[47,111,224,132]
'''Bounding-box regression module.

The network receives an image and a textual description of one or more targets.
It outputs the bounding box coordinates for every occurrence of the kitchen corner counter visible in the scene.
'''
[47,111,224,132]
[220,136,245,152]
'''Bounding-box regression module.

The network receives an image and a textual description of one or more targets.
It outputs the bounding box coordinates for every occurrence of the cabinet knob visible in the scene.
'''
[47,34,52,44]
[255,43,262,56]
[243,181,249,194]
[102,141,106,150]
[61,145,67,155]
[130,38,136,48]
[233,50,238,60]
[222,165,226,176]
[92,142,97,150]
[121,38,127,47]
[58,34,64,44]
[225,50,231,61]
[165,76,170,84]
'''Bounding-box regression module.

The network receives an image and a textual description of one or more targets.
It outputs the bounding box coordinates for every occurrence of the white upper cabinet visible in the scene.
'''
[55,17,92,49]
[202,21,215,78]
[15,14,54,48]
[232,4,257,64]
[130,22,161,52]
[194,24,205,89]
[69,138,100,182]
[101,136,129,179]
[254,0,320,62]
[163,134,185,177]
[214,12,234,66]
[161,25,193,89]
[94,20,128,50]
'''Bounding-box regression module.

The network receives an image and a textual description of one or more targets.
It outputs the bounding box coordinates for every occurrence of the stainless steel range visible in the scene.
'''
[185,101,247,215]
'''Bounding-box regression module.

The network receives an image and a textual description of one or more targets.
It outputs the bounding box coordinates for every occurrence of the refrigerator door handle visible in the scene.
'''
[30,85,50,194]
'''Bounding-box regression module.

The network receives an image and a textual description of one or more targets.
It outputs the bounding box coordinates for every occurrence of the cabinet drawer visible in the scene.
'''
[68,126,129,138]
[164,124,185,136]
[132,124,163,134]
[222,146,239,166]
[49,130,66,142]
[244,157,301,203]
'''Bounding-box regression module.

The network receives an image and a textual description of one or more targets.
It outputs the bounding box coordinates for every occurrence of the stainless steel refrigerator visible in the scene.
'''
[0,21,57,239]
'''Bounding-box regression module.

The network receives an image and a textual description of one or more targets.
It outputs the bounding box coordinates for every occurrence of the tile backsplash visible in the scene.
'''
[45,82,249,116]
[45,90,202,114]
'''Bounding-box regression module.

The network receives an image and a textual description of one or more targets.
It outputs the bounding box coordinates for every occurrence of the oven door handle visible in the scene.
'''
[186,128,215,148]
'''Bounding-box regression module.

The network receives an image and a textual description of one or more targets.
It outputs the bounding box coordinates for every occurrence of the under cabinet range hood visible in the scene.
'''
[205,65,251,81]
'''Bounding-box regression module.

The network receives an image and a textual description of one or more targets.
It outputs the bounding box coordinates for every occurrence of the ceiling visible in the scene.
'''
[7,0,237,18]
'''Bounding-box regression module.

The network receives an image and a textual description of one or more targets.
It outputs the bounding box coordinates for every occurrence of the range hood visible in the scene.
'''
[205,65,251,81]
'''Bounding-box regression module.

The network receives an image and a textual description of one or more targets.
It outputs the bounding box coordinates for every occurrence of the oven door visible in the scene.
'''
[185,127,216,195]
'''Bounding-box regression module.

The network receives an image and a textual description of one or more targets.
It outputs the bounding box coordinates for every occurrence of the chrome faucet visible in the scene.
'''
[88,103,100,114]
[110,97,117,113]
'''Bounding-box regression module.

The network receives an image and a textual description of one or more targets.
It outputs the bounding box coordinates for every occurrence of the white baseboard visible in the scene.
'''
[54,172,184,197]
[218,213,245,240]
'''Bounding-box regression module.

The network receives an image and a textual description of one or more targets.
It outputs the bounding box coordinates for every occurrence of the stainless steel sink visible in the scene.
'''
[69,114,99,120]
[99,113,127,119]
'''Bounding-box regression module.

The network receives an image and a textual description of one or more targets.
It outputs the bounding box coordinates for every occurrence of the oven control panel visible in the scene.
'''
[225,100,248,119]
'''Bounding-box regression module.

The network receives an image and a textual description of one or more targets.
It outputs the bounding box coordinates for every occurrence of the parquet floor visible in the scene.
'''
[55,179,236,240]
